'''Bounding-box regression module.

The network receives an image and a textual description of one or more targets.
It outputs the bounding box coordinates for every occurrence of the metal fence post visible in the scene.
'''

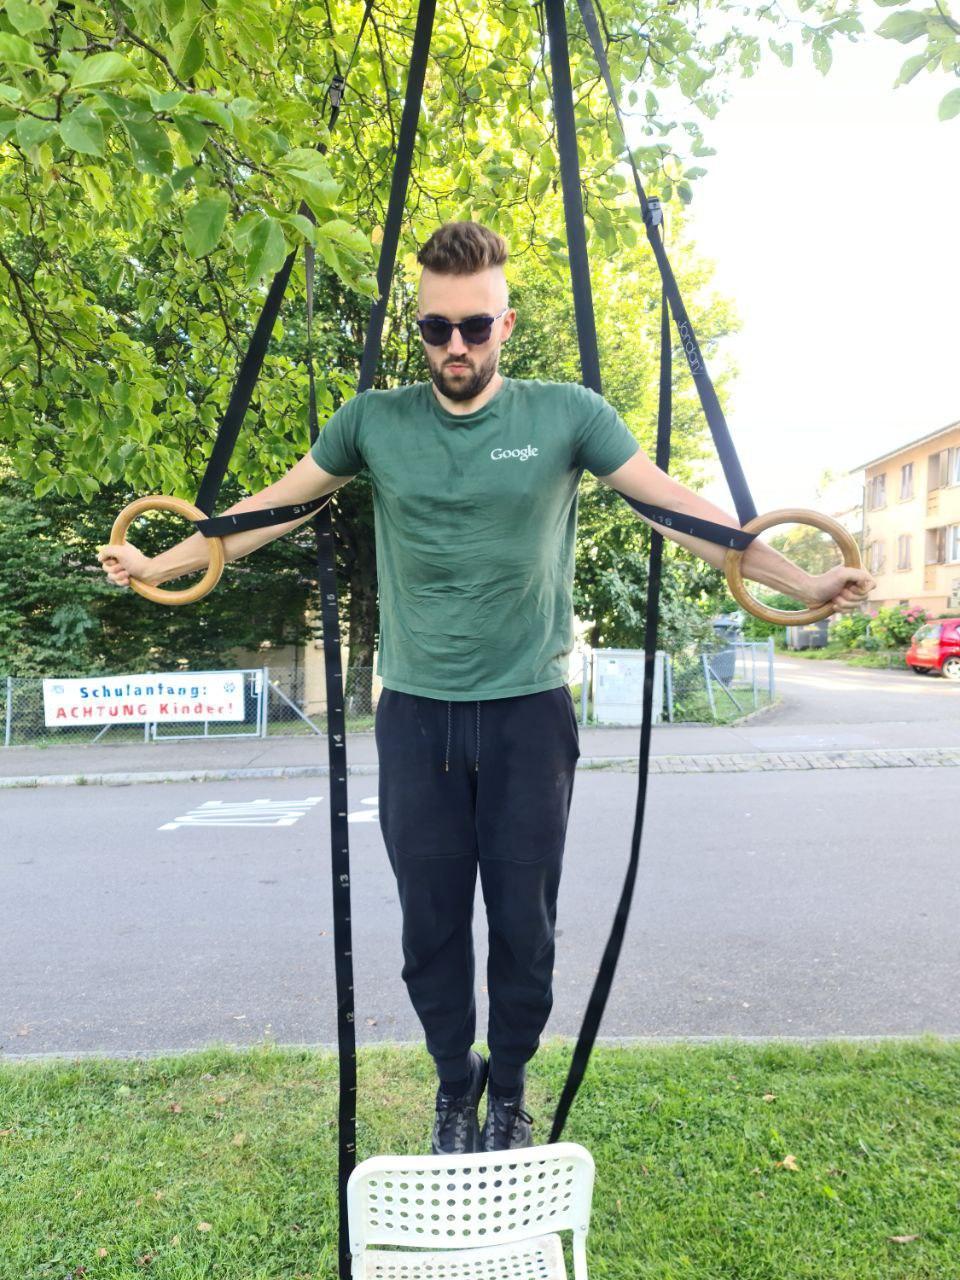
[752,643,758,708]
[701,654,717,718]
[580,651,589,727]
[4,676,12,747]
[261,665,270,738]
[767,635,775,698]
[665,653,674,722]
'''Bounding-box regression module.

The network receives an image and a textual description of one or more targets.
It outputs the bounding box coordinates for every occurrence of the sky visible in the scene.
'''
[633,20,959,516]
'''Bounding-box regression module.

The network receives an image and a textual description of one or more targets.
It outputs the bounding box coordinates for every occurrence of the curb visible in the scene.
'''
[0,763,378,789]
[3,746,960,789]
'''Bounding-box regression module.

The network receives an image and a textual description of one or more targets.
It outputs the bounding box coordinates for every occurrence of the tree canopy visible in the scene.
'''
[0,0,866,502]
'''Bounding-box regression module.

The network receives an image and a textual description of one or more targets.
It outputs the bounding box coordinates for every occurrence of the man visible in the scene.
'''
[98,220,875,1154]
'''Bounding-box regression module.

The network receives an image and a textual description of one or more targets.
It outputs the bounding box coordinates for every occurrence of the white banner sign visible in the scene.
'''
[42,672,247,726]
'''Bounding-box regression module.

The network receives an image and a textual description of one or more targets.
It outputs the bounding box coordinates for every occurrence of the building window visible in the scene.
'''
[899,462,913,500]
[929,448,960,492]
[950,525,960,563]
[868,540,886,574]
[926,526,946,565]
[897,534,911,570]
[866,474,887,510]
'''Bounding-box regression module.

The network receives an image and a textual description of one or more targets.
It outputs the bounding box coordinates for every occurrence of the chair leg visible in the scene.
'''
[572,1233,590,1279]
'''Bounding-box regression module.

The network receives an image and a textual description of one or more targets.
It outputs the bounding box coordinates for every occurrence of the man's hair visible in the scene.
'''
[416,220,509,276]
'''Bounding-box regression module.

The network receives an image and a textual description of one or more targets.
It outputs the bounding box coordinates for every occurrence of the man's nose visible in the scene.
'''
[446,326,469,356]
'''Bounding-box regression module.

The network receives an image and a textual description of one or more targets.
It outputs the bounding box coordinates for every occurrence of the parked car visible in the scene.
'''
[906,618,960,680]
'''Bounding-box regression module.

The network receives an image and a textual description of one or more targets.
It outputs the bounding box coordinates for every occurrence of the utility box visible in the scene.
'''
[593,649,664,726]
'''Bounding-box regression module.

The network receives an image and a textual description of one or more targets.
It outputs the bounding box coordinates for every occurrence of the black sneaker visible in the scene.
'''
[480,1090,534,1151]
[431,1050,489,1155]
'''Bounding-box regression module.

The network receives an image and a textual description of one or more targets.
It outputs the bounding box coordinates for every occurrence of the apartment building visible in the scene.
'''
[853,421,960,615]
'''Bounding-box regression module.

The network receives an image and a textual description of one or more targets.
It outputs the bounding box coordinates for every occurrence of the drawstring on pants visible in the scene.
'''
[443,700,481,773]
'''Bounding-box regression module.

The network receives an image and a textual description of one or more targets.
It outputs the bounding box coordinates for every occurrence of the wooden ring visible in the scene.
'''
[109,496,225,607]
[724,507,863,626]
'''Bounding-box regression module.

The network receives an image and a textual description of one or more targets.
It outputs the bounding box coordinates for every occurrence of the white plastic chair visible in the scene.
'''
[346,1141,595,1278]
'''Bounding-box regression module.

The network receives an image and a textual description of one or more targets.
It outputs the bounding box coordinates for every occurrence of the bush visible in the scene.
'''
[830,604,927,651]
[870,604,928,649]
[829,611,871,649]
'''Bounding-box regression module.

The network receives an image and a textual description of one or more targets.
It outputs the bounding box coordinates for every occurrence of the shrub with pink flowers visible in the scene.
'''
[830,603,927,650]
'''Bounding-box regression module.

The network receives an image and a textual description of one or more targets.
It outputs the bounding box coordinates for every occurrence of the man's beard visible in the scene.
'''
[428,350,498,402]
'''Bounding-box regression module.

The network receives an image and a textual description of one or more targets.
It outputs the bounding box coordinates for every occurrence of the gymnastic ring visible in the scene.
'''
[108,496,225,607]
[724,507,863,627]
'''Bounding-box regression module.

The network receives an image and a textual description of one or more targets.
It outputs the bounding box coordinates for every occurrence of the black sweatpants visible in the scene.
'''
[374,684,581,1089]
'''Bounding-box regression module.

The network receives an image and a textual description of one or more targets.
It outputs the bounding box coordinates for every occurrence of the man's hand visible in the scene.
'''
[96,541,154,589]
[802,565,876,613]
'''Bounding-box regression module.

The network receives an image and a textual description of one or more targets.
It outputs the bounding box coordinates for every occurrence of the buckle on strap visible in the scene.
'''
[643,196,663,228]
[328,74,346,109]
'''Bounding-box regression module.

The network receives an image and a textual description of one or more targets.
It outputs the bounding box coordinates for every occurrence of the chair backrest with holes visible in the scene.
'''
[346,1142,595,1258]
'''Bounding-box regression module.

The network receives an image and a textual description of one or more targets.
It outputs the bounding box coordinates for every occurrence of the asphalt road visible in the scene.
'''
[764,652,959,725]
[4,654,958,1057]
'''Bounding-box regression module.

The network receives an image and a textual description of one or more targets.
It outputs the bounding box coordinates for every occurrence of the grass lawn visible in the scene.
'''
[1,1038,957,1278]
[783,645,910,671]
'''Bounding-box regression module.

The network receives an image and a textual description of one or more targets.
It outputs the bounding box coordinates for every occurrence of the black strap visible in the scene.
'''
[572,0,759,535]
[551,290,672,1141]
[191,2,374,536]
[544,0,758,1140]
[305,4,437,1276]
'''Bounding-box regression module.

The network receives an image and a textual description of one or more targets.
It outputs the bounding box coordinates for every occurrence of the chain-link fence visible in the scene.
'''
[0,666,381,748]
[2,641,776,748]
[571,638,776,726]
[664,638,776,724]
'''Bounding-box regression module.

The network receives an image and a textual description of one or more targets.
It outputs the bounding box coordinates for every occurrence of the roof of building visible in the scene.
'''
[850,419,960,473]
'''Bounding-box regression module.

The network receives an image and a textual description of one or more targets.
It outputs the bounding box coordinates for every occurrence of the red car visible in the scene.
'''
[906,617,960,680]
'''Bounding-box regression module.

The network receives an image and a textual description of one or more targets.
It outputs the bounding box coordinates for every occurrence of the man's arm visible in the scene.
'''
[98,453,354,589]
[597,447,875,610]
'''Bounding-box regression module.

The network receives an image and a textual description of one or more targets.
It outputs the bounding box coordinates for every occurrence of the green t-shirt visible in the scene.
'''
[310,375,639,700]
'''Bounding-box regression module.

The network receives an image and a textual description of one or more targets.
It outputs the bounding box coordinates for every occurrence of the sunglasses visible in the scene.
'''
[416,306,509,346]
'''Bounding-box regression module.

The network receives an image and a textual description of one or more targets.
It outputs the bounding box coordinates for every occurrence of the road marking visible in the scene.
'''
[348,796,379,824]
[160,797,323,830]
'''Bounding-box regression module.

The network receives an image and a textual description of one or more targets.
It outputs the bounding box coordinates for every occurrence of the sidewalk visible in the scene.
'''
[4,715,960,788]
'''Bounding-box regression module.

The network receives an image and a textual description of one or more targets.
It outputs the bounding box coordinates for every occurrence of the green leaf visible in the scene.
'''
[172,113,208,155]
[275,146,331,177]
[183,192,230,257]
[939,88,960,120]
[876,11,929,43]
[0,31,43,68]
[317,217,370,255]
[147,89,187,112]
[59,102,105,156]
[124,119,174,175]
[245,216,288,284]
[768,39,794,67]
[677,180,693,205]
[812,33,833,74]
[895,52,932,85]
[15,115,56,150]
[283,212,317,244]
[530,171,551,199]
[172,21,205,79]
[178,94,232,131]
[5,0,49,36]
[69,52,137,90]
